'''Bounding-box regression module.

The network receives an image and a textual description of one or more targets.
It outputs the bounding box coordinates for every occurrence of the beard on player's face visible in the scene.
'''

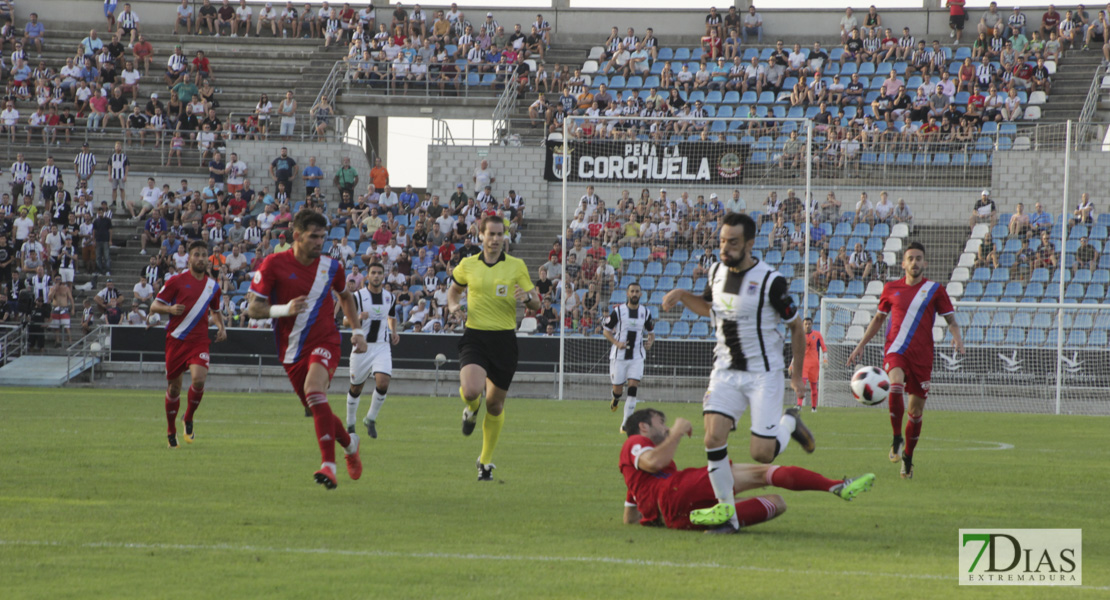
[722,245,746,267]
[627,289,641,305]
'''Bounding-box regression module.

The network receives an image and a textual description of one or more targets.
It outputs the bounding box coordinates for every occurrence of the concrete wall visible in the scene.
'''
[992,151,1110,214]
[427,144,550,216]
[26,0,987,45]
[224,139,372,198]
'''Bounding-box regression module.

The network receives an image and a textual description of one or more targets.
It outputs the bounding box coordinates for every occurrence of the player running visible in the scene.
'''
[603,281,655,433]
[246,210,365,490]
[789,317,826,412]
[149,240,227,448]
[662,212,814,534]
[343,261,399,438]
[847,242,964,480]
[447,214,541,481]
[621,408,875,531]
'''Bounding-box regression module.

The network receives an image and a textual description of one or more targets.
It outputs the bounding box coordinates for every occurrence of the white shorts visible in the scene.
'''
[349,343,392,384]
[609,358,644,386]
[703,368,786,438]
[57,267,74,283]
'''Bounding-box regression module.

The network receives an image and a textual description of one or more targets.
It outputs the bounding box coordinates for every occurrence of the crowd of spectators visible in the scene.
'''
[338,4,549,93]
[0,149,533,345]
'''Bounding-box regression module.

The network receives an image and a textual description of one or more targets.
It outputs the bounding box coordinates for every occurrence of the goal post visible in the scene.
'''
[820,297,1110,415]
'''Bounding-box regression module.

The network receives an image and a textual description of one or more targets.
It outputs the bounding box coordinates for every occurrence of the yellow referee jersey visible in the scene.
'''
[452,251,534,331]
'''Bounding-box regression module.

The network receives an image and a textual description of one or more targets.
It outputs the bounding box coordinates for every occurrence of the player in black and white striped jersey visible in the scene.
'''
[662,212,813,533]
[344,262,399,438]
[603,282,654,433]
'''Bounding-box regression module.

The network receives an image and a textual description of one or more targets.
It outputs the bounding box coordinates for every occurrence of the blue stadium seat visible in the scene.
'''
[971,311,993,327]
[1090,330,1109,346]
[1066,330,1088,347]
[827,280,846,296]
[611,290,628,304]
[676,276,694,290]
[779,264,795,278]
[984,282,1004,297]
[671,321,691,338]
[1073,269,1092,284]
[634,247,651,260]
[1003,282,1024,298]
[964,327,984,344]
[656,276,675,291]
[1065,283,1085,299]
[1012,312,1033,328]
[783,250,801,265]
[764,250,783,264]
[680,309,699,321]
[963,281,984,298]
[846,280,865,296]
[1026,328,1047,346]
[639,276,657,291]
[644,262,663,276]
[662,262,682,277]
[990,269,1009,282]
[653,320,671,337]
[682,262,697,276]
[972,267,991,282]
[991,312,1012,327]
[691,322,711,338]
[984,327,1005,344]
[618,247,633,260]
[626,261,645,276]
[694,277,707,290]
[1030,268,1049,283]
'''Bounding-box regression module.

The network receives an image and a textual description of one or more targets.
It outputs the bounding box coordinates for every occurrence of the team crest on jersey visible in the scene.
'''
[747,281,759,295]
[496,284,508,297]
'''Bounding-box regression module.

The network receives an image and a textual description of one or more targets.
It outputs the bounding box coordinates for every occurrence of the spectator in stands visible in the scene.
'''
[1035,230,1058,270]
[1011,237,1034,281]
[949,0,968,43]
[847,242,874,280]
[839,7,858,44]
[889,198,912,231]
[854,192,874,226]
[1031,57,1052,93]
[979,2,1003,36]
[1008,202,1031,237]
[742,5,763,44]
[1074,237,1100,274]
[872,192,894,226]
[969,189,998,228]
[257,2,279,36]
[975,231,1000,269]
[1071,192,1095,226]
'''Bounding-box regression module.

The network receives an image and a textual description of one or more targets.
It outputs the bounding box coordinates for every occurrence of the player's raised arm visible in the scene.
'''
[661,288,711,316]
[847,310,888,366]
[636,417,692,473]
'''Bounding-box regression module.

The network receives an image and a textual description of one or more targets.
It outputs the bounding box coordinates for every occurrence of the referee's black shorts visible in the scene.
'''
[458,328,518,391]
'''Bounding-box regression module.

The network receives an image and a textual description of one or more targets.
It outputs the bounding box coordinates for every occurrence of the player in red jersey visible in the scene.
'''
[149,240,227,449]
[848,242,964,479]
[789,317,826,412]
[246,210,366,490]
[620,408,875,531]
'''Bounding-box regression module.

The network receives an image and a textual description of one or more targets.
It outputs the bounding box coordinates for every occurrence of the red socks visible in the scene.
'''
[165,393,180,435]
[905,414,922,458]
[734,497,779,528]
[306,392,351,465]
[809,382,819,409]
[766,465,841,492]
[183,385,203,423]
[889,383,905,437]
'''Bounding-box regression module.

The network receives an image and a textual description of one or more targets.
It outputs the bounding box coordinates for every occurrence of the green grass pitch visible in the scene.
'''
[0,387,1106,599]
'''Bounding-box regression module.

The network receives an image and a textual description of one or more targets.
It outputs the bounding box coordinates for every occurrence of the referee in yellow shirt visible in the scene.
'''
[448,214,540,481]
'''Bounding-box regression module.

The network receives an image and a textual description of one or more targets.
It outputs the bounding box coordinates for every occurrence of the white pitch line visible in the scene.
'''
[1,539,1105,590]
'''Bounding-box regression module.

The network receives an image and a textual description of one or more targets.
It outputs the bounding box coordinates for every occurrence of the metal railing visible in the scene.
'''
[1076,63,1108,148]
[339,59,522,99]
[492,73,523,145]
[65,325,107,384]
[0,325,27,367]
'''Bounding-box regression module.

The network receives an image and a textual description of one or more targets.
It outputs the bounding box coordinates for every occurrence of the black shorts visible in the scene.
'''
[458,327,518,391]
[950,14,966,29]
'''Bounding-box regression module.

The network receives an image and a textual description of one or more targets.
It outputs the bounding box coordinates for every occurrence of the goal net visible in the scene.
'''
[820,298,1110,415]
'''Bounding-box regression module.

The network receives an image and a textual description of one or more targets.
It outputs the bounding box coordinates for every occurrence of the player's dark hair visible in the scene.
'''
[720,211,756,242]
[367,261,385,273]
[293,208,328,232]
[187,240,208,254]
[627,282,641,291]
[906,241,926,254]
[803,316,813,322]
[479,213,504,234]
[623,408,664,437]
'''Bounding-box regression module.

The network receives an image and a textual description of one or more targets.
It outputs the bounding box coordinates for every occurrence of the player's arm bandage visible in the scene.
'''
[268,303,293,318]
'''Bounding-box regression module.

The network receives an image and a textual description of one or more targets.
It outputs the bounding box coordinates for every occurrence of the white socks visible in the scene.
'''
[620,396,638,431]
[367,389,387,422]
[706,445,739,528]
[346,393,360,428]
[775,412,797,457]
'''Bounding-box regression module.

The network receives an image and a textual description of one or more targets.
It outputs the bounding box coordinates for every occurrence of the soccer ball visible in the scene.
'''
[850,366,890,406]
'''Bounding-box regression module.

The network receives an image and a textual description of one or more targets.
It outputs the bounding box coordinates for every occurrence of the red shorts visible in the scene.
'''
[802,366,819,383]
[658,468,719,530]
[165,338,211,381]
[283,343,340,405]
[883,352,931,400]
